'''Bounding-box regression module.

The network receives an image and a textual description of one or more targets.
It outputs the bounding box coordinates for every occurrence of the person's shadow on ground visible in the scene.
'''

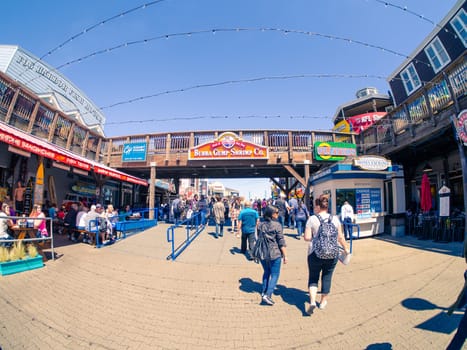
[402,297,461,334]
[238,278,309,314]
[275,284,310,316]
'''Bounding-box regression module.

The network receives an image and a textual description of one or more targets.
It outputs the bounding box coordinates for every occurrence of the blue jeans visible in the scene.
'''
[307,252,338,294]
[260,257,282,297]
[215,222,224,237]
[0,235,12,247]
[278,215,285,228]
[296,218,307,236]
[343,217,353,239]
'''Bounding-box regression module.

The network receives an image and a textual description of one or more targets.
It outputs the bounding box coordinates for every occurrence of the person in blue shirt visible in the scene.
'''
[238,200,259,260]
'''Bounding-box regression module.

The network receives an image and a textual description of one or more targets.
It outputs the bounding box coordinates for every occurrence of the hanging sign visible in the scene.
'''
[457,109,467,145]
[347,112,386,134]
[34,159,44,205]
[189,132,268,160]
[438,185,451,217]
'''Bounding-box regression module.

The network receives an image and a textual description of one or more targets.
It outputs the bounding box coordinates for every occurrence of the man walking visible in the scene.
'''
[274,193,290,228]
[340,200,355,240]
[212,196,226,238]
[238,200,259,260]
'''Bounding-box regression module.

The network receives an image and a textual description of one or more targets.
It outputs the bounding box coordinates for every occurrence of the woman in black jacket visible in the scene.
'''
[257,205,287,305]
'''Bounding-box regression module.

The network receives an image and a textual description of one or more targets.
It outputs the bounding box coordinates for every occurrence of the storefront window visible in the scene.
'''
[336,189,356,216]
[336,188,382,218]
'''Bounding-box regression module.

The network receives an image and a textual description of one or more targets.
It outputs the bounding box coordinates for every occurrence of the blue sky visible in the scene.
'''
[2,0,459,198]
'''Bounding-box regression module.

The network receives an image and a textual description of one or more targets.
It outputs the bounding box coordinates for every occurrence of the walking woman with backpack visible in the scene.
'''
[304,194,349,315]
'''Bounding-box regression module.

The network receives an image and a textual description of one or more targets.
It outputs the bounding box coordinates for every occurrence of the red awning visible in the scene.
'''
[0,122,147,186]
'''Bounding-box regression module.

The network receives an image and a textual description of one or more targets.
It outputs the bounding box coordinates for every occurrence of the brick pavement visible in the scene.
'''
[0,223,465,349]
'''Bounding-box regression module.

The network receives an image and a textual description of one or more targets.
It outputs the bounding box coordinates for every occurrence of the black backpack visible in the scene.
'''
[314,214,339,259]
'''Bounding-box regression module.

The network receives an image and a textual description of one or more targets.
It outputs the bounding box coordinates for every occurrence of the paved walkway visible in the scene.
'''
[0,223,465,349]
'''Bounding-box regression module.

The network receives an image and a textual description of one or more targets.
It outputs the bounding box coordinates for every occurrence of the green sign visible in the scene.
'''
[314,141,357,161]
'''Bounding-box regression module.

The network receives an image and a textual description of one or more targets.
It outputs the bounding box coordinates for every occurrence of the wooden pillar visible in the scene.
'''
[149,162,156,220]
[304,160,311,210]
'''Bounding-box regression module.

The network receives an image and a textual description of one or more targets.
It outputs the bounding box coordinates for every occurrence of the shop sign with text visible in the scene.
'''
[353,155,391,171]
[332,120,351,141]
[314,141,357,161]
[122,142,147,162]
[0,130,91,170]
[348,112,386,134]
[189,132,268,160]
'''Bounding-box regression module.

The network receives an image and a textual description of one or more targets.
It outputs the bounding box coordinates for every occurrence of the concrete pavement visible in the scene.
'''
[0,223,465,349]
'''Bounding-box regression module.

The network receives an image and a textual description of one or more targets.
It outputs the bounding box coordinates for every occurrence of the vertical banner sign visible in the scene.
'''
[34,159,44,205]
[438,185,451,217]
[456,109,467,146]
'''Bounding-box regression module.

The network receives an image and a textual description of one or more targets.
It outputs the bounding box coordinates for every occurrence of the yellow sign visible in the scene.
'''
[36,161,44,185]
[333,119,351,133]
[189,132,268,160]
[333,120,351,142]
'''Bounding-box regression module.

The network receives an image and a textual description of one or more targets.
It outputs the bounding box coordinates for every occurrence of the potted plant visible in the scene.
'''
[0,242,44,276]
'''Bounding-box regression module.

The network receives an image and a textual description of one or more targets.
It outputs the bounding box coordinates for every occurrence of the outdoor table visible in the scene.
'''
[11,226,37,240]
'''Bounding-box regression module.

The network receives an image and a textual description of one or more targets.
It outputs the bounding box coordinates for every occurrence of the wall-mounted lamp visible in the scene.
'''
[423,163,433,172]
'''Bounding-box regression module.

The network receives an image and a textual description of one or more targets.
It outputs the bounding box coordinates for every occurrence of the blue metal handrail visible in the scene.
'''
[89,208,158,248]
[166,212,204,260]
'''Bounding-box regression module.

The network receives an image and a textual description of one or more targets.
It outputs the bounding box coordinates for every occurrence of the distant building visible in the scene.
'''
[0,45,106,135]
[332,87,393,135]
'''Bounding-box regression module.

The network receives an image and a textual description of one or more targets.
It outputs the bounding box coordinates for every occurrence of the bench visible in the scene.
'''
[71,228,97,245]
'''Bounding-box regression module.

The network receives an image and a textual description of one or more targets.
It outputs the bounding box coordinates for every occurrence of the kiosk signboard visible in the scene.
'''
[356,188,382,218]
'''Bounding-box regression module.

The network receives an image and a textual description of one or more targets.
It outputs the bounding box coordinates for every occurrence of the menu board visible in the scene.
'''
[356,188,382,218]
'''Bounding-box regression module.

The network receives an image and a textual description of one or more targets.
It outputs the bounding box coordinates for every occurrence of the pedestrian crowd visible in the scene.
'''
[161,192,353,312]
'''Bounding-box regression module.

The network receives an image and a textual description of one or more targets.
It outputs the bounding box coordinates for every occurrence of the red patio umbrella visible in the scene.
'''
[420,173,432,213]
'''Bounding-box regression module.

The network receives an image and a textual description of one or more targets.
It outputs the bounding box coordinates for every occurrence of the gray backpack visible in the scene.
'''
[314,214,339,259]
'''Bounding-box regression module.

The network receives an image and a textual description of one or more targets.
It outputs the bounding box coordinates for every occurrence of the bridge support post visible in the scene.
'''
[304,160,311,210]
[149,162,156,220]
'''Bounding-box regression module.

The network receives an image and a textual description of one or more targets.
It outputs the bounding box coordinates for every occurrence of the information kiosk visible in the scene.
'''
[310,156,405,237]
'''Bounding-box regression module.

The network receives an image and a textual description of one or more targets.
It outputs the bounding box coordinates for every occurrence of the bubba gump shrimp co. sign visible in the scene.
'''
[189,132,269,160]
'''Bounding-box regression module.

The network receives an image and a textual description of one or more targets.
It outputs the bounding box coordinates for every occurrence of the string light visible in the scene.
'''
[99,73,388,111]
[373,0,443,29]
[52,27,420,71]
[17,0,167,79]
[103,111,438,132]
[104,114,332,126]
[41,0,166,60]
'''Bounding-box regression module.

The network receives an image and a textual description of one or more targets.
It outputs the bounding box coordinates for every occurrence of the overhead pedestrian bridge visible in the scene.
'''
[105,129,358,192]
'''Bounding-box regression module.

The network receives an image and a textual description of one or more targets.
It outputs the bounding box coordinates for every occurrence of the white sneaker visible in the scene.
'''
[319,300,328,310]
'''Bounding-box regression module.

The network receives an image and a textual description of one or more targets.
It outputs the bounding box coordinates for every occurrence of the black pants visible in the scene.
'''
[241,232,256,258]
